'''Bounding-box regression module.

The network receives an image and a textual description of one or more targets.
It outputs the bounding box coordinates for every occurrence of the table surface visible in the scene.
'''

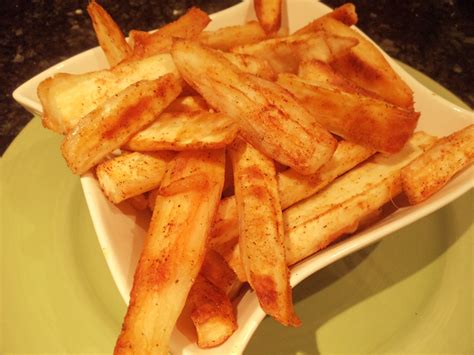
[1,0,473,155]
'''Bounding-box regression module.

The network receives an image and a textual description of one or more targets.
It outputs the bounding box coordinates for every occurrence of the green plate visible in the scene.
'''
[1,65,473,354]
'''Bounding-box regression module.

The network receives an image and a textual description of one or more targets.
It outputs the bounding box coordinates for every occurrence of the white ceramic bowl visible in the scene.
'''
[13,0,473,353]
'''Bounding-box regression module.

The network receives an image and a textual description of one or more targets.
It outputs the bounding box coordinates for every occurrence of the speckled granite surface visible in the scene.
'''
[1,0,473,155]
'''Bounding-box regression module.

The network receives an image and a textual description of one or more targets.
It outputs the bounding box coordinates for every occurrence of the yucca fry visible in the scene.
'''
[298,59,379,99]
[232,32,358,74]
[96,151,175,204]
[187,275,237,348]
[129,7,210,59]
[254,0,282,34]
[87,1,131,66]
[278,74,419,153]
[165,95,209,112]
[62,75,182,175]
[114,149,225,355]
[230,138,300,327]
[221,52,277,80]
[296,15,414,109]
[228,132,437,275]
[38,53,178,134]
[171,39,337,175]
[402,124,474,204]
[125,111,238,152]
[199,21,268,50]
[200,249,242,298]
[209,140,375,257]
[297,3,358,31]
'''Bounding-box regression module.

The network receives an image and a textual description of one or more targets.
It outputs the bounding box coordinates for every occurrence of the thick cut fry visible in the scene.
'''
[38,53,177,134]
[232,32,358,74]
[114,150,225,355]
[96,151,175,204]
[129,7,210,59]
[62,75,182,175]
[87,1,131,66]
[254,0,282,34]
[188,275,237,348]
[297,3,358,31]
[298,59,379,99]
[296,16,414,109]
[228,132,437,275]
[278,74,419,153]
[172,39,337,175]
[230,138,300,327]
[221,52,277,80]
[125,111,238,152]
[199,21,268,50]
[200,249,242,298]
[402,124,474,204]
[165,95,209,113]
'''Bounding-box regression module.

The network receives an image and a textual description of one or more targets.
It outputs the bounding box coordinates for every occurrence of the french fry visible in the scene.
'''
[171,39,337,175]
[298,59,380,99]
[232,32,358,74]
[165,95,209,112]
[62,75,182,175]
[297,3,358,31]
[199,21,268,50]
[296,15,414,109]
[200,249,242,298]
[254,0,282,34]
[230,138,300,327]
[227,132,437,275]
[96,151,175,204]
[188,275,237,348]
[125,111,238,152]
[129,7,210,59]
[87,1,131,66]
[221,52,277,80]
[38,53,178,134]
[114,149,225,355]
[147,187,159,211]
[278,74,419,153]
[402,124,474,204]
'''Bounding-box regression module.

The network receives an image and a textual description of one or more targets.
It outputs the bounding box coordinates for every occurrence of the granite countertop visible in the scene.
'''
[1,0,473,155]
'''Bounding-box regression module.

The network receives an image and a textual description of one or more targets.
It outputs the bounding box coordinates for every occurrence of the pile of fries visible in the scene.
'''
[37,0,474,353]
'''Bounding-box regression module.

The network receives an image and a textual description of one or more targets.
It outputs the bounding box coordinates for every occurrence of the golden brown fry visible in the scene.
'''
[232,32,358,74]
[402,124,474,204]
[230,138,300,327]
[165,95,209,112]
[298,59,379,98]
[61,75,182,175]
[278,74,419,153]
[283,132,436,264]
[296,15,414,109]
[188,275,237,348]
[147,188,159,211]
[96,151,175,204]
[171,39,337,175]
[87,1,131,66]
[221,52,277,80]
[129,7,210,59]
[125,111,238,152]
[200,249,242,298]
[297,3,358,31]
[38,53,178,134]
[114,149,225,355]
[254,0,282,34]
[199,21,268,50]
